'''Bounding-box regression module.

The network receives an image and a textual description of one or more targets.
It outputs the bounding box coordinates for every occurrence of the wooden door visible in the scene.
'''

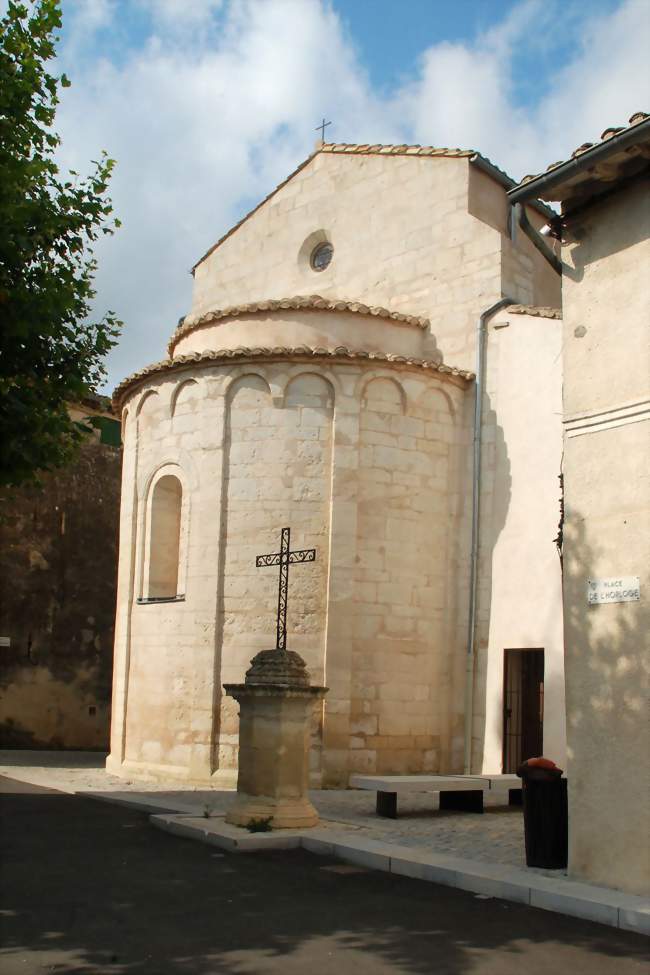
[502,649,544,773]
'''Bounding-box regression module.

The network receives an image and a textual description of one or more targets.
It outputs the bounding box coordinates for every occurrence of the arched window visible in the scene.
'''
[147,475,183,599]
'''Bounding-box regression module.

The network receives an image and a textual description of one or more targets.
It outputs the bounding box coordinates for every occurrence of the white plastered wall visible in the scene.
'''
[561,179,650,896]
[473,308,566,774]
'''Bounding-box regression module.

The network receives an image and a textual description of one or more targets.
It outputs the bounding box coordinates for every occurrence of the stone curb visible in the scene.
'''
[149,813,649,936]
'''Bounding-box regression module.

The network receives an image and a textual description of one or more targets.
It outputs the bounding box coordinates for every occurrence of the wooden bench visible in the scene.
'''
[349,774,523,818]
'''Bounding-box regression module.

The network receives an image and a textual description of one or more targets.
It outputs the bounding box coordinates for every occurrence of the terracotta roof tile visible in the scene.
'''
[507,304,562,320]
[168,295,431,356]
[113,346,474,410]
[515,111,649,189]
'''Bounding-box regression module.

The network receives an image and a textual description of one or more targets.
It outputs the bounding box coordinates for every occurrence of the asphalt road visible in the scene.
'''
[1,776,647,975]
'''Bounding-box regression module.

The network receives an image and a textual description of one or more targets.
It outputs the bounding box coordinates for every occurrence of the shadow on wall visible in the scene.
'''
[562,510,649,810]
[466,393,511,771]
[562,179,649,284]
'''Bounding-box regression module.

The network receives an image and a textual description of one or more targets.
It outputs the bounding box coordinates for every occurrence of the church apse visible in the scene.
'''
[214,371,334,778]
[107,303,475,786]
[349,378,458,776]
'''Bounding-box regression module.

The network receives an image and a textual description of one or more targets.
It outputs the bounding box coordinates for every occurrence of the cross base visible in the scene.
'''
[224,681,328,830]
[245,648,311,687]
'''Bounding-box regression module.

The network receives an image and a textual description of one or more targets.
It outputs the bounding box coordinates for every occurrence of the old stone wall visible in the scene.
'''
[0,434,121,749]
[108,147,566,788]
[348,378,459,775]
[108,336,470,786]
[192,152,560,372]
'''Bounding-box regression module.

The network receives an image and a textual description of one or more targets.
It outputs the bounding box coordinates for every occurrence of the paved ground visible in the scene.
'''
[0,751,529,869]
[1,776,647,975]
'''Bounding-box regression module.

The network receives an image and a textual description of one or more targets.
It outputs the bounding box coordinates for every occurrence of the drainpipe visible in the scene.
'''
[463,296,513,775]
[511,203,562,276]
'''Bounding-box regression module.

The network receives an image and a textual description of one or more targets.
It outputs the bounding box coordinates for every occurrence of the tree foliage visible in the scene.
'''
[0,0,122,487]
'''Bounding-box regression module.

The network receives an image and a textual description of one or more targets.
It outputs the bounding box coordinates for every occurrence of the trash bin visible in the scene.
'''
[517,758,568,869]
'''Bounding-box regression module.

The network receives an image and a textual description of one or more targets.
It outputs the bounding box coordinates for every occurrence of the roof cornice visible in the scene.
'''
[168,295,430,356]
[113,345,474,411]
[508,112,650,205]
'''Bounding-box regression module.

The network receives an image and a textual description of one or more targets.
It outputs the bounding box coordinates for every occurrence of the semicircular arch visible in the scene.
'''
[282,371,336,409]
[170,378,199,417]
[223,370,272,404]
[358,374,407,415]
[135,388,160,418]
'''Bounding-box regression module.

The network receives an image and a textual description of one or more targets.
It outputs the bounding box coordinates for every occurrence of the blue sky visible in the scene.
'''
[38,0,650,387]
[336,0,619,98]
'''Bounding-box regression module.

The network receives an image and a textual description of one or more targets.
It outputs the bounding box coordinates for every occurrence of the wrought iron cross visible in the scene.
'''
[255,527,316,651]
[315,117,331,142]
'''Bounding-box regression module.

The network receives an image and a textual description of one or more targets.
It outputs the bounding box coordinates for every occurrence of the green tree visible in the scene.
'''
[0,0,122,487]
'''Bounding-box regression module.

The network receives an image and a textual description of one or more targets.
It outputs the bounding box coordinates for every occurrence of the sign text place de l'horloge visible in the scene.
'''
[587,576,641,605]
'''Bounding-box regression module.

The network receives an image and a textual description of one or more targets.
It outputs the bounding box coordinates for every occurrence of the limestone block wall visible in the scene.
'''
[191,152,560,372]
[216,372,333,774]
[108,346,470,786]
[560,180,650,896]
[348,378,460,775]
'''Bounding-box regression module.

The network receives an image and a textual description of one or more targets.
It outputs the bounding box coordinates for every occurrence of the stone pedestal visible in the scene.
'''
[224,649,328,829]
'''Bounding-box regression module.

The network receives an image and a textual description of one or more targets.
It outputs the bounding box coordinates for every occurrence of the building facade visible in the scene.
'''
[108,143,565,787]
[510,111,650,895]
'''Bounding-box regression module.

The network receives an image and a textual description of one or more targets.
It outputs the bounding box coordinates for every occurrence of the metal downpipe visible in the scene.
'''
[463,296,513,775]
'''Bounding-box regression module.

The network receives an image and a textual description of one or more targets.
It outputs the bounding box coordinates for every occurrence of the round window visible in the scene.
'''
[310,241,333,272]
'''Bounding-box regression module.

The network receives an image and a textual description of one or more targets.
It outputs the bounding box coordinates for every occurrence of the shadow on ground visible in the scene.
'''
[0,781,647,975]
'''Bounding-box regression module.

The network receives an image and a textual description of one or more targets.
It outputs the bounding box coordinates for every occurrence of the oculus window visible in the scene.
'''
[310,241,333,272]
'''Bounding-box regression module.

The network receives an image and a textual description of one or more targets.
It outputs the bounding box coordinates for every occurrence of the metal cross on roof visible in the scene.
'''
[315,117,331,142]
[255,527,316,651]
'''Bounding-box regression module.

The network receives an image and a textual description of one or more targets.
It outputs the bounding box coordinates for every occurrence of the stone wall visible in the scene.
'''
[192,152,560,372]
[0,432,121,749]
[108,338,470,786]
[349,378,459,775]
[108,147,566,787]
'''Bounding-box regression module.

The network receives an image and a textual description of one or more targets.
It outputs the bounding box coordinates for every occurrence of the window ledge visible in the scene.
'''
[136,594,185,605]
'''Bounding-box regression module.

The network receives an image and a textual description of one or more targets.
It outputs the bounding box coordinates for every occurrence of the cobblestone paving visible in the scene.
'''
[0,750,529,868]
[311,789,527,867]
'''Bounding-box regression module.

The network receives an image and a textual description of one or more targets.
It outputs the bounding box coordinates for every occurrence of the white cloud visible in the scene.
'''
[51,0,650,390]
[137,0,223,30]
[399,0,650,175]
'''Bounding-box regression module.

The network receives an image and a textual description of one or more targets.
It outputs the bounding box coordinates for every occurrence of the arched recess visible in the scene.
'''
[135,388,159,417]
[413,383,456,423]
[359,375,406,415]
[224,371,272,407]
[171,378,199,418]
[135,388,160,438]
[140,464,189,600]
[224,371,272,445]
[284,372,335,410]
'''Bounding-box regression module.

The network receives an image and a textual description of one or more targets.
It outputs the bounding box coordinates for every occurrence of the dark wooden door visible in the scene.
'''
[502,649,544,772]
